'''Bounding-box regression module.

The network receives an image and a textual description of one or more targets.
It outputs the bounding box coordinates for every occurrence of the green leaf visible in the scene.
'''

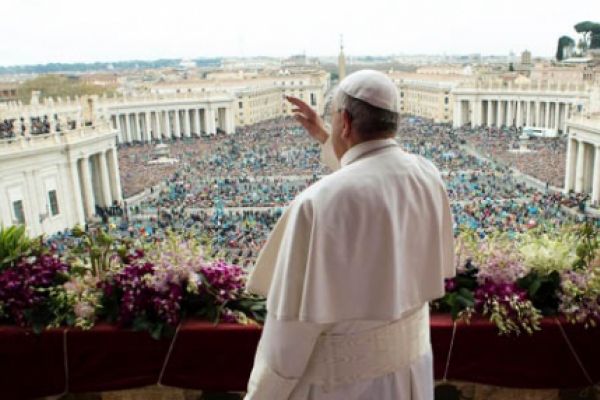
[32,322,44,335]
[132,318,151,332]
[150,324,163,340]
[529,279,542,297]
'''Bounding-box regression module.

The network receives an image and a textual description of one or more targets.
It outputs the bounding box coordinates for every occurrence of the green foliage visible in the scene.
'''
[0,225,32,271]
[573,221,600,270]
[69,225,122,277]
[433,260,477,320]
[573,21,600,53]
[591,26,600,50]
[17,75,115,105]
[574,21,600,34]
[229,297,267,324]
[517,271,561,316]
[556,36,576,61]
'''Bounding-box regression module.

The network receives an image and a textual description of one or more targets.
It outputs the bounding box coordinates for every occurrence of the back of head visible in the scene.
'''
[336,70,400,140]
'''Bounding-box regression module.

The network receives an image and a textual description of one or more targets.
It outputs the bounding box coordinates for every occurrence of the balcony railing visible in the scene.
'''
[0,122,115,154]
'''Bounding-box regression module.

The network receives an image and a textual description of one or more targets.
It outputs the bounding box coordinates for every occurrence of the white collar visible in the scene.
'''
[340,138,399,168]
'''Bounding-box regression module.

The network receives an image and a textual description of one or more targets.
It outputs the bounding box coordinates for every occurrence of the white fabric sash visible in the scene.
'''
[304,305,431,392]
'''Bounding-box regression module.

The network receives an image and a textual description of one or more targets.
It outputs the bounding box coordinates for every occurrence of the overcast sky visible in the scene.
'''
[1,0,597,66]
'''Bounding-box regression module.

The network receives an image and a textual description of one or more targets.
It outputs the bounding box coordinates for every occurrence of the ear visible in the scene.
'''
[341,110,352,139]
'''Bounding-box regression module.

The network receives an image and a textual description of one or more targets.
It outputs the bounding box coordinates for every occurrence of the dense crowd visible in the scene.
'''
[46,117,594,264]
[458,126,567,188]
[0,116,77,139]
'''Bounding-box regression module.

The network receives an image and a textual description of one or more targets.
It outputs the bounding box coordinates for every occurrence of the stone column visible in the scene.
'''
[226,106,236,134]
[115,114,124,143]
[565,138,577,193]
[69,158,85,225]
[184,109,191,137]
[554,102,560,131]
[494,100,502,127]
[145,112,152,141]
[562,104,569,132]
[195,109,201,135]
[80,156,96,218]
[575,140,586,193]
[206,107,215,134]
[486,100,492,126]
[516,101,522,128]
[131,113,138,141]
[137,113,143,141]
[99,152,113,207]
[109,148,123,203]
[165,110,172,138]
[124,113,132,142]
[453,100,462,128]
[544,102,550,128]
[175,109,182,138]
[472,100,481,127]
[592,146,600,205]
[526,102,531,126]
[155,111,163,138]
[506,101,513,127]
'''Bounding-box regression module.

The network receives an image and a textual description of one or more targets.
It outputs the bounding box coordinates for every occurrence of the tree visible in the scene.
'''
[591,25,600,50]
[574,21,600,54]
[556,36,576,61]
[17,75,115,104]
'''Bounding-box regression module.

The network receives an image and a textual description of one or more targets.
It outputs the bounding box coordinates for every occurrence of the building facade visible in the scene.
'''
[389,72,466,123]
[0,92,239,143]
[564,116,600,204]
[452,81,592,132]
[150,70,329,128]
[0,122,119,236]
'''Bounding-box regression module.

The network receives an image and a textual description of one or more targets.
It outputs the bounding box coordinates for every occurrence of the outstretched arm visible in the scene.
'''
[286,96,329,144]
[286,96,340,171]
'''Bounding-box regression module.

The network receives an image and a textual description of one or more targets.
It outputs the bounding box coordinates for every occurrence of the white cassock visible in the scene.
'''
[245,138,455,400]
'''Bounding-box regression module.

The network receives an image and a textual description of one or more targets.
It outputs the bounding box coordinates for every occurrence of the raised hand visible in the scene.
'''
[286,96,329,144]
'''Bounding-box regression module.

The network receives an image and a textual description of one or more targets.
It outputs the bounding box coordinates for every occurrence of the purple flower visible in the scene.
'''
[445,278,458,292]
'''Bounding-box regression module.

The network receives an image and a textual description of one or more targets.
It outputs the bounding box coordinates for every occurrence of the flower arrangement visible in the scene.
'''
[435,221,600,335]
[0,226,265,338]
[1,220,600,338]
[0,239,70,332]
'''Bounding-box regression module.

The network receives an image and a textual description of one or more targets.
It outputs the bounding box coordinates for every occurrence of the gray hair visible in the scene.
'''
[334,89,399,139]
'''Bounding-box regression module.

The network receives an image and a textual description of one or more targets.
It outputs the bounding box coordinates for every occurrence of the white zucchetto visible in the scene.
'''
[338,70,400,113]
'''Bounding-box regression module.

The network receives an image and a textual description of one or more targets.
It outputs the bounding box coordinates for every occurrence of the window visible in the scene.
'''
[13,201,25,224]
[445,97,449,105]
[49,190,59,216]
[239,102,243,109]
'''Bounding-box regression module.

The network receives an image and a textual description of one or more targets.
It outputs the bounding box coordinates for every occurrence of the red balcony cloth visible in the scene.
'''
[0,315,599,400]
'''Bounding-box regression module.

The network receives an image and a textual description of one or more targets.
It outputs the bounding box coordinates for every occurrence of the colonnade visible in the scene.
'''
[111,105,236,143]
[71,147,123,220]
[454,98,573,131]
[564,136,600,204]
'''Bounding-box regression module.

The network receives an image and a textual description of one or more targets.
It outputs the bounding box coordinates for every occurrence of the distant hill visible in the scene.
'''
[0,58,223,75]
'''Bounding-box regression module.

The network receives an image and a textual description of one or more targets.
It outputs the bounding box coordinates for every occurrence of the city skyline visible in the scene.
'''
[0,0,596,67]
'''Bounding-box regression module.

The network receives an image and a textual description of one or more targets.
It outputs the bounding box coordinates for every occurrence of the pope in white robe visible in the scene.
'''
[244,70,455,400]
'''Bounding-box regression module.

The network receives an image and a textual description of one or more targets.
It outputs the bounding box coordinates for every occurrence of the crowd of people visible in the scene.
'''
[45,116,596,265]
[0,116,77,139]
[0,119,16,139]
[459,126,567,188]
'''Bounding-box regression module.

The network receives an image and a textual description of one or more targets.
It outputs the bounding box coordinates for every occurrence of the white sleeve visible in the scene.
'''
[440,181,456,279]
[245,315,330,400]
[321,137,340,172]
